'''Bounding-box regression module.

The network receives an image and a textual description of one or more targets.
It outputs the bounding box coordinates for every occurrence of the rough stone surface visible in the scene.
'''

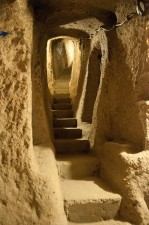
[91,3,146,151]
[1,0,149,224]
[0,1,67,225]
[68,221,132,225]
[56,153,100,179]
[100,142,149,225]
[62,177,121,223]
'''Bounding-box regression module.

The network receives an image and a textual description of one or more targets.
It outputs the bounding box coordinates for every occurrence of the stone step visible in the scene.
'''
[56,153,100,179]
[54,139,90,154]
[53,103,72,110]
[62,177,122,223]
[53,118,77,128]
[54,128,82,139]
[68,221,131,225]
[53,94,70,100]
[53,97,71,104]
[52,110,73,118]
[54,89,69,95]
[55,80,69,89]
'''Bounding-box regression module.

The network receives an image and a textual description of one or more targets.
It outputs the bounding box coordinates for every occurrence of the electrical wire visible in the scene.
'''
[80,11,138,42]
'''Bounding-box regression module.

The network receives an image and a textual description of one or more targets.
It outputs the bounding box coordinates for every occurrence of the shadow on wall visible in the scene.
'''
[136,20,149,100]
[82,47,102,123]
[72,40,91,117]
[31,15,53,145]
[92,30,144,152]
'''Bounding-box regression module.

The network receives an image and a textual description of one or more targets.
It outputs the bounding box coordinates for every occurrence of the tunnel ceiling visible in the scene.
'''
[29,0,117,11]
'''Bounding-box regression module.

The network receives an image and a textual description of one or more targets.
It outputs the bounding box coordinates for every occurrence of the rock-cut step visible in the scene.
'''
[53,118,77,128]
[54,128,82,139]
[53,95,71,103]
[62,177,122,223]
[52,110,73,118]
[53,103,72,110]
[54,80,69,89]
[56,153,100,179]
[54,139,90,154]
[68,221,131,225]
[54,88,70,95]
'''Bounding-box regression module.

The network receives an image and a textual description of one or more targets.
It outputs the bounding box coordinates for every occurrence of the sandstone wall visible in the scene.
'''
[47,40,55,96]
[0,1,67,224]
[1,0,149,224]
[92,1,147,151]
[91,1,149,224]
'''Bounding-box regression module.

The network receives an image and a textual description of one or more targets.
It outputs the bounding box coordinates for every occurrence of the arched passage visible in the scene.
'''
[47,37,76,96]
[31,4,149,225]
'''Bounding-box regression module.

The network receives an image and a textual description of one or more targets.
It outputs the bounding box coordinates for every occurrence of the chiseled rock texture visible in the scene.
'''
[0,0,149,225]
[0,1,67,225]
[100,142,149,225]
[91,1,147,150]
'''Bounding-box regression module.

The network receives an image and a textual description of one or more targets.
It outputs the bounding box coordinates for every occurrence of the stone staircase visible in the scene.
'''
[52,82,122,224]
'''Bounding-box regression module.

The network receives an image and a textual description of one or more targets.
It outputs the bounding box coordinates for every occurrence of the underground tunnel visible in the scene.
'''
[0,0,149,225]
